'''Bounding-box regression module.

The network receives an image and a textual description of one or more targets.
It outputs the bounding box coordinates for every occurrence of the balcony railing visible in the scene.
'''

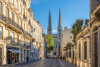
[28,22,33,28]
[23,0,26,6]
[0,13,24,33]
[25,31,32,38]
[23,15,27,20]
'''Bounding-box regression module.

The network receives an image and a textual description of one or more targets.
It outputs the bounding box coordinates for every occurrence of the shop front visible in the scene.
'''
[7,47,22,64]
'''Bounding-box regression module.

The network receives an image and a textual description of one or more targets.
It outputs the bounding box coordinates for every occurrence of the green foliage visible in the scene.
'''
[85,18,89,25]
[45,34,54,52]
[72,19,83,44]
[64,42,72,51]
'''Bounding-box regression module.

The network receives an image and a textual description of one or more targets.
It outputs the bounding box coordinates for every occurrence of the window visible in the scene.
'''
[17,17,19,24]
[84,42,87,60]
[20,5,22,13]
[16,0,18,9]
[12,32,14,41]
[70,31,72,33]
[6,30,9,37]
[79,44,81,59]
[70,36,72,38]
[12,0,14,4]
[12,13,14,20]
[0,2,2,13]
[0,26,2,38]
[17,34,19,42]
[6,8,9,23]
[69,51,71,58]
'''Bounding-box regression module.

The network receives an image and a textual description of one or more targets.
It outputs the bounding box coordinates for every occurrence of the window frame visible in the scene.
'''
[0,26,3,39]
[84,42,87,60]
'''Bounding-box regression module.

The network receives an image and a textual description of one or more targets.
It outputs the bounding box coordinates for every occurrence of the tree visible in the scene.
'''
[85,18,89,25]
[72,19,83,44]
[45,34,54,52]
[64,42,72,51]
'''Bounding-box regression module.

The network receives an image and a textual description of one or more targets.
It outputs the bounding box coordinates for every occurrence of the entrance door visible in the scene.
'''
[95,33,98,67]
[0,48,2,65]
[73,50,74,64]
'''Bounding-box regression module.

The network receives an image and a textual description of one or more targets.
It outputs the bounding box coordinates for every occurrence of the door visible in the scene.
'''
[95,33,98,67]
[0,48,2,65]
[73,50,74,64]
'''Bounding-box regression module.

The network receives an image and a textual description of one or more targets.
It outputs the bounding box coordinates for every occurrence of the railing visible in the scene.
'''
[25,31,32,38]
[0,13,24,33]
[28,22,33,28]
[23,15,27,20]
[28,8,33,16]
[23,0,26,6]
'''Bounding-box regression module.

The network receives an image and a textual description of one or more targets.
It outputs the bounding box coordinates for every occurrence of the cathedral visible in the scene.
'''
[47,9,62,56]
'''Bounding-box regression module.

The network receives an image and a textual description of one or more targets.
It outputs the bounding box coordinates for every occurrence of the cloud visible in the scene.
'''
[45,29,57,33]
[52,30,57,33]
[31,0,48,4]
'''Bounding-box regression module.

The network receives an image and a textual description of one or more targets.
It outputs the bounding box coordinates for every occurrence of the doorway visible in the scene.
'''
[0,48,2,65]
[95,33,98,67]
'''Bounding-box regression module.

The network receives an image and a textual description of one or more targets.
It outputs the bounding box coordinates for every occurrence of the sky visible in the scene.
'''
[30,0,90,34]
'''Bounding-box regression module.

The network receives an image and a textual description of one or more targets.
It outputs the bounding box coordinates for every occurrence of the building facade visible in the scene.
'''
[43,33,47,58]
[0,0,44,65]
[47,9,62,56]
[75,0,100,67]
[60,27,73,58]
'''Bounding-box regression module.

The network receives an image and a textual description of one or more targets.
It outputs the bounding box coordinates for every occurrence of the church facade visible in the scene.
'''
[47,9,62,56]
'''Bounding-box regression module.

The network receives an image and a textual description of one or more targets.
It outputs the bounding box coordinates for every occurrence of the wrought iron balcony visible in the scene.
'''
[25,31,32,38]
[23,0,26,6]
[28,21,33,28]
[23,15,27,20]
[0,13,24,33]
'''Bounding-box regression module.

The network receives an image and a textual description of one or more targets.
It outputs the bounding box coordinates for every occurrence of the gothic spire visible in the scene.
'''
[58,8,62,32]
[47,9,52,34]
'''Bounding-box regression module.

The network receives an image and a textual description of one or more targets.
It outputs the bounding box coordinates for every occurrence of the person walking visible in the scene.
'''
[11,56,15,66]
[56,56,57,62]
[26,56,29,63]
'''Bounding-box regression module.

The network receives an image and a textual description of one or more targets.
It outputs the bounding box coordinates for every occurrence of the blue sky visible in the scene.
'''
[30,0,90,34]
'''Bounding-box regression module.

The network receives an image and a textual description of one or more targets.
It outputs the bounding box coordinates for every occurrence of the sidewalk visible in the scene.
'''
[0,60,39,67]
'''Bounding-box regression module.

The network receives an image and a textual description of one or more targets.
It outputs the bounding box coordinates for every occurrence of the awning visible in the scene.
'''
[8,49,15,53]
[8,49,22,53]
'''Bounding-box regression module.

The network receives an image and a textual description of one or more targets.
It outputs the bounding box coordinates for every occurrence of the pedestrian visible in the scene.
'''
[26,56,29,63]
[11,55,15,66]
[56,56,57,62]
[40,57,41,60]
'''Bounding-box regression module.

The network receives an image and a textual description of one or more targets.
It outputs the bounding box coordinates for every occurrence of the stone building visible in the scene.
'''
[60,27,73,58]
[47,9,62,56]
[0,0,44,65]
[43,33,47,58]
[76,0,100,67]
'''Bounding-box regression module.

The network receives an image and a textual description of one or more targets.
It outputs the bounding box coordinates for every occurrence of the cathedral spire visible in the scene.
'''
[47,9,52,34]
[58,8,62,32]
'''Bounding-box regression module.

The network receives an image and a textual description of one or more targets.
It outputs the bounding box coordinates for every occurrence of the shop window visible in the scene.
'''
[79,44,81,59]
[0,2,2,13]
[84,42,87,60]
[0,26,2,39]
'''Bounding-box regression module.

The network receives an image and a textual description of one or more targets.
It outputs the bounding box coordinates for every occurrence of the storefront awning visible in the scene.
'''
[8,49,22,53]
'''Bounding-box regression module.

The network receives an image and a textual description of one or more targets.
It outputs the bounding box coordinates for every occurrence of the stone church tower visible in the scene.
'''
[57,8,62,39]
[47,9,62,56]
[47,9,52,35]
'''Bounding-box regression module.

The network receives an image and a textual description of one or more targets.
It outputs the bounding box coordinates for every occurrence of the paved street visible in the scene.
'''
[2,59,78,67]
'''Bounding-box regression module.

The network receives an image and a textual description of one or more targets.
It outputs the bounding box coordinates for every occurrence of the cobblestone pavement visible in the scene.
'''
[1,59,78,67]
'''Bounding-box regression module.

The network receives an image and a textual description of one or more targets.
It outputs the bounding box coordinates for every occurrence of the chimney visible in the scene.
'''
[64,27,67,30]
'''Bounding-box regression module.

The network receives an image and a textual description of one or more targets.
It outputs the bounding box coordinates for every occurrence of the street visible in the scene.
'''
[3,59,78,67]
